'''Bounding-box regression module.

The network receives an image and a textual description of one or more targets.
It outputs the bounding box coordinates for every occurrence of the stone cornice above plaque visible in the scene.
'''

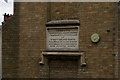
[46,20,80,26]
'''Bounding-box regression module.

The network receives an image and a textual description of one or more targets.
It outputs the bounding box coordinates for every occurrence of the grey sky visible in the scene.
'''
[0,0,13,25]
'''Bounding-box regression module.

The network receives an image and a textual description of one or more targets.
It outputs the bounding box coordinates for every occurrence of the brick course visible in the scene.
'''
[2,2,119,78]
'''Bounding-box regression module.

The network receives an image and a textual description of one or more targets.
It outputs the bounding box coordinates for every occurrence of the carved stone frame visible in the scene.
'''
[39,51,86,66]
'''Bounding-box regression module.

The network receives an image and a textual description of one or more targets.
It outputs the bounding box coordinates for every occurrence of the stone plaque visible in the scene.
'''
[46,26,79,51]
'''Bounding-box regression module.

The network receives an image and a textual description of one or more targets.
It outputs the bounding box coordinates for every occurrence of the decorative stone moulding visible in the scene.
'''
[39,51,87,66]
[40,20,86,66]
[46,20,80,26]
[46,20,80,51]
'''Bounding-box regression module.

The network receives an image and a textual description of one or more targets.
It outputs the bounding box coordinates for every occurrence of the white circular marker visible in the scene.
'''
[91,33,100,43]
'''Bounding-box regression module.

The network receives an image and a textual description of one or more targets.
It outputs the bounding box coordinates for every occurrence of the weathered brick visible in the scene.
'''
[2,2,119,78]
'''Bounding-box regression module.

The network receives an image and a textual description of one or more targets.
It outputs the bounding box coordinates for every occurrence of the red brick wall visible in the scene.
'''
[50,2,118,78]
[2,2,118,78]
[2,15,19,78]
[49,57,79,78]
[0,27,2,79]
[118,2,120,78]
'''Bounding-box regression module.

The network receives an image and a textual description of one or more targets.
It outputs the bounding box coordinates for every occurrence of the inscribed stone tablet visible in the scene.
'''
[46,26,79,51]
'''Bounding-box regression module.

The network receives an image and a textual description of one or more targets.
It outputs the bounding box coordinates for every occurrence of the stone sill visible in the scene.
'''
[39,51,86,66]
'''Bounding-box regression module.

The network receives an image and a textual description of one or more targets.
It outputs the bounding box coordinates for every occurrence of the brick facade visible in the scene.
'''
[2,15,19,78]
[2,2,119,78]
[0,26,2,79]
[118,1,120,78]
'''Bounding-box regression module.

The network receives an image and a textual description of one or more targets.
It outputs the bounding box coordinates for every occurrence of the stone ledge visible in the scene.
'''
[46,20,80,26]
[39,51,86,66]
